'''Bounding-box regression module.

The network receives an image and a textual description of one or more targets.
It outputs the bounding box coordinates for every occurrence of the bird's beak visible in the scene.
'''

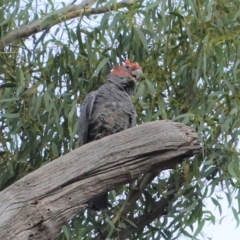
[131,69,143,82]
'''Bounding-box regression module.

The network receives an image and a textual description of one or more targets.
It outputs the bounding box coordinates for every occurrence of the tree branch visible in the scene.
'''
[0,120,200,240]
[97,169,184,239]
[111,171,161,225]
[112,159,181,224]
[119,178,183,239]
[0,0,140,48]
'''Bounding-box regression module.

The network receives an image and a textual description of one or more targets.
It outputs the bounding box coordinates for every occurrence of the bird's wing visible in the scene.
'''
[78,91,97,146]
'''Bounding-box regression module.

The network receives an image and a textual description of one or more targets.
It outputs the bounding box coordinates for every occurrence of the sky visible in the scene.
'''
[191,196,240,240]
[26,0,240,239]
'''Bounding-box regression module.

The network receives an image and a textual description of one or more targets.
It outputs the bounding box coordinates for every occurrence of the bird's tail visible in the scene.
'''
[88,192,108,211]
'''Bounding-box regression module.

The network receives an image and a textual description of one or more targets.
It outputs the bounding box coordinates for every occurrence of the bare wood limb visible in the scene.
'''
[0,120,200,240]
[0,0,140,48]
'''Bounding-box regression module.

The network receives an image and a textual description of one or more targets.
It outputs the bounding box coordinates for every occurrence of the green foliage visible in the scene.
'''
[1,0,240,239]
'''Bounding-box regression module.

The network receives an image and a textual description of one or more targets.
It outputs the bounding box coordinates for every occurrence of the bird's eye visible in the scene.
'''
[125,65,130,69]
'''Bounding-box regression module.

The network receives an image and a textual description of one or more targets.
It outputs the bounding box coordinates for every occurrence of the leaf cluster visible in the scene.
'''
[1,0,240,239]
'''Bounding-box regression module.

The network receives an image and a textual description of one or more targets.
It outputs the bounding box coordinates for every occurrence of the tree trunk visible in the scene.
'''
[0,120,200,240]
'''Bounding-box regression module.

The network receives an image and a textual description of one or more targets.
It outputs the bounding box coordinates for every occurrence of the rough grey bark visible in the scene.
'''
[0,120,200,240]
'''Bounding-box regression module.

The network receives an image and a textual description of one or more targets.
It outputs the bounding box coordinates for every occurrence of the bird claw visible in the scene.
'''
[116,127,124,133]
[95,133,104,140]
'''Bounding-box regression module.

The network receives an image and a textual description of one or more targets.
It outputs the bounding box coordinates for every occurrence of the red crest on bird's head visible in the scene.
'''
[110,60,143,82]
[124,60,142,70]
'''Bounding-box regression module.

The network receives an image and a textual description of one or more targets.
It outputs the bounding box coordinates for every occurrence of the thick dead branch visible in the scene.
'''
[0,0,140,48]
[0,120,200,240]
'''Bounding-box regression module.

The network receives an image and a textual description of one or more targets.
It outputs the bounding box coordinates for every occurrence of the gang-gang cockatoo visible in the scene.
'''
[78,60,143,211]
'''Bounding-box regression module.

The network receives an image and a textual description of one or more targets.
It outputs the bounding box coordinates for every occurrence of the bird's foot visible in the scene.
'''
[116,127,124,133]
[95,133,104,140]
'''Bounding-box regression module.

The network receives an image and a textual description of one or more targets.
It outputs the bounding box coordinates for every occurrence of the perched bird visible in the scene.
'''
[78,60,143,211]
